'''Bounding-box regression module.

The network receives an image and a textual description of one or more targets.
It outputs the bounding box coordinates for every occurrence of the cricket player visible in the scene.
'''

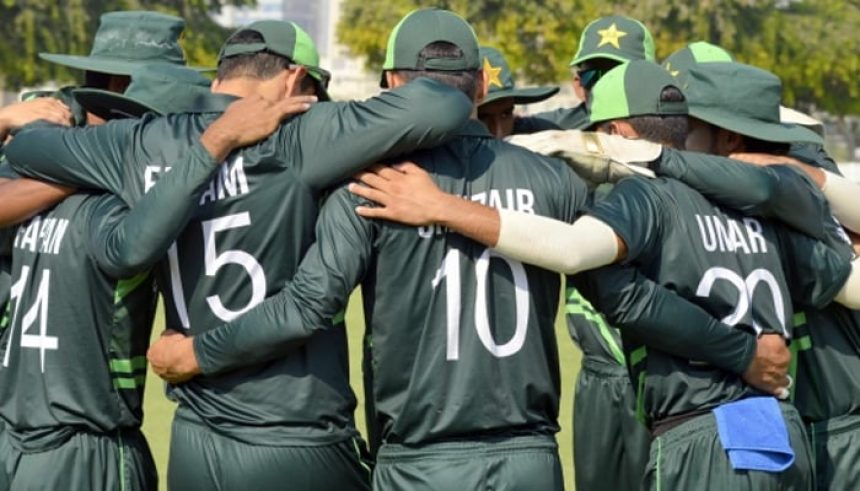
[513,16,659,491]
[515,15,655,134]
[342,60,860,490]
[476,46,558,138]
[5,18,473,490]
[148,8,589,490]
[0,64,303,490]
[667,61,860,490]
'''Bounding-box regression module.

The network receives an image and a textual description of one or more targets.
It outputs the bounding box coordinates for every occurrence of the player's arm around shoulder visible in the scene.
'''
[153,181,374,382]
[6,118,139,195]
[294,78,473,191]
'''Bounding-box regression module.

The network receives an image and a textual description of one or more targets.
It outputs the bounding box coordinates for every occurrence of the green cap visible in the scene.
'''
[479,46,558,106]
[380,8,480,88]
[219,20,330,101]
[662,41,733,84]
[72,64,219,119]
[685,62,822,145]
[39,11,187,75]
[588,60,687,127]
[570,15,655,67]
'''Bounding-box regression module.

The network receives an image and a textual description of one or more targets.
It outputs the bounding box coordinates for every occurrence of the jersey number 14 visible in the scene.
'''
[3,266,57,373]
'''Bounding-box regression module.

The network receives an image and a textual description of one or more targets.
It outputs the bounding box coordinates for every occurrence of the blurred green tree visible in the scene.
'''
[0,0,255,89]
[338,0,860,115]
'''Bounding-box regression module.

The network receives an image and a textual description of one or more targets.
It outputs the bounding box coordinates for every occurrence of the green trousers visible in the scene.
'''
[373,434,563,491]
[0,426,156,491]
[167,408,371,491]
[644,402,813,491]
[573,357,650,491]
[809,412,860,490]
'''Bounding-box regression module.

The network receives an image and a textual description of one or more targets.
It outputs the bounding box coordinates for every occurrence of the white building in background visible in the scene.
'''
[213,0,377,100]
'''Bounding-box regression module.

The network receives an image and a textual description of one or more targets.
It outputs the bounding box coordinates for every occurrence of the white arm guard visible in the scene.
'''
[834,257,860,310]
[822,171,860,234]
[495,210,619,275]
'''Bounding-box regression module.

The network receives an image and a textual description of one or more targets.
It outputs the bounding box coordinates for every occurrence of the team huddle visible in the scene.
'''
[0,6,858,491]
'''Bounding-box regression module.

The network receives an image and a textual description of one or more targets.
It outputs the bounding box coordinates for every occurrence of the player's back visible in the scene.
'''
[0,194,156,448]
[360,121,588,444]
[591,176,849,425]
[126,110,357,446]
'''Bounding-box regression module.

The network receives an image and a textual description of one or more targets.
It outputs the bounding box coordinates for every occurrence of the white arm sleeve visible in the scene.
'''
[834,257,860,309]
[822,171,860,234]
[495,210,619,275]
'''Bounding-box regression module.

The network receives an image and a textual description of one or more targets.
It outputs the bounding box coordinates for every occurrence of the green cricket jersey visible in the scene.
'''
[513,104,590,134]
[6,78,473,446]
[589,176,851,425]
[194,120,589,445]
[655,147,860,422]
[654,149,833,241]
[0,140,222,452]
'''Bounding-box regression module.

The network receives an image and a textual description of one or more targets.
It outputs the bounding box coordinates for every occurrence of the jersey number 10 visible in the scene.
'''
[433,248,530,360]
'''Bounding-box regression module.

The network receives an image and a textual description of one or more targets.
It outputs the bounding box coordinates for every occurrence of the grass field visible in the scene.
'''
[141,291,583,490]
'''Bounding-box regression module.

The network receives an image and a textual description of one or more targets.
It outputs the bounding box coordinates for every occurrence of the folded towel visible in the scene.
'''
[713,397,795,472]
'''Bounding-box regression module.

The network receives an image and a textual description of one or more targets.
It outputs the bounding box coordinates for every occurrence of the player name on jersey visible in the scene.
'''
[695,213,768,255]
[144,156,249,205]
[13,215,70,255]
[420,188,535,239]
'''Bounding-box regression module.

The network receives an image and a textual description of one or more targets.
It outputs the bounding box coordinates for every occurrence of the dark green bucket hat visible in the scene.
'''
[479,46,558,106]
[685,62,823,145]
[72,64,221,119]
[380,8,480,88]
[662,41,733,83]
[588,60,687,127]
[570,15,655,67]
[39,11,187,75]
[219,20,331,101]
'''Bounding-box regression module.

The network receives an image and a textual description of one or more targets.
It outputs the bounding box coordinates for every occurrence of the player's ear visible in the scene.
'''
[475,68,488,104]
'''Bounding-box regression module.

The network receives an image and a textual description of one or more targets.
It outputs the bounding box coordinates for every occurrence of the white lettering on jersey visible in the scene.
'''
[199,156,249,205]
[418,188,536,239]
[13,216,70,255]
[695,214,768,254]
[144,165,172,193]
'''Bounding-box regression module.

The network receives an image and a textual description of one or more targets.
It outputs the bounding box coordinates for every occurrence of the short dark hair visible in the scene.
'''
[391,42,479,99]
[217,30,292,81]
[626,86,689,149]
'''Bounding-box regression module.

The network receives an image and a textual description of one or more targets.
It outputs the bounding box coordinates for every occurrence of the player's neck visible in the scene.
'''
[211,77,264,99]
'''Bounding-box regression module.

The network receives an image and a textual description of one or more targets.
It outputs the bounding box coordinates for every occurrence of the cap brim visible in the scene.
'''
[570,52,629,67]
[40,53,148,75]
[40,53,203,75]
[73,88,159,120]
[481,86,559,106]
[690,106,823,145]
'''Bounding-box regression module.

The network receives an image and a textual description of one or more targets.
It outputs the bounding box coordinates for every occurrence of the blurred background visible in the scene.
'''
[1,0,859,172]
